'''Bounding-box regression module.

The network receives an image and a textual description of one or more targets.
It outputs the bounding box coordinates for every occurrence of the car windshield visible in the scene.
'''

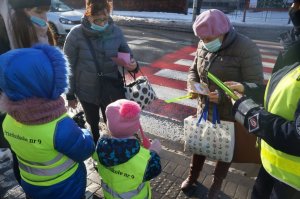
[51,0,73,12]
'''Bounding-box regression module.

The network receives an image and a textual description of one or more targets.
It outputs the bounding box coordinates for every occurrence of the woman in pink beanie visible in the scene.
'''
[95,99,162,199]
[184,9,264,198]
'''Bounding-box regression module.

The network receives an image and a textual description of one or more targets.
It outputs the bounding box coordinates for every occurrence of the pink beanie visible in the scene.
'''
[106,99,141,138]
[193,9,231,38]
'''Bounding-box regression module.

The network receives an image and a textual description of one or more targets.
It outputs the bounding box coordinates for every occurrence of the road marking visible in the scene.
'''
[152,84,197,108]
[138,61,151,66]
[263,61,274,69]
[126,35,192,45]
[155,69,188,81]
[174,59,193,67]
[261,54,278,60]
[190,52,196,56]
[263,72,271,80]
[128,39,148,45]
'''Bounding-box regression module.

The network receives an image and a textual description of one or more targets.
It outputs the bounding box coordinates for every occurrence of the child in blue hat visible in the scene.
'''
[0,44,95,199]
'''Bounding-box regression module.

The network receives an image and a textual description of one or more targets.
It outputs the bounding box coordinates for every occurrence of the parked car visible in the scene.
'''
[47,0,83,44]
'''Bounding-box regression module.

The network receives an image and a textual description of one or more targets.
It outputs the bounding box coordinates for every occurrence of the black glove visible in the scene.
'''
[72,111,86,128]
[232,96,262,133]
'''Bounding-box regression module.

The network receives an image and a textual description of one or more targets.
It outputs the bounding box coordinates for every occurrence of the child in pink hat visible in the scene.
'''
[95,99,161,199]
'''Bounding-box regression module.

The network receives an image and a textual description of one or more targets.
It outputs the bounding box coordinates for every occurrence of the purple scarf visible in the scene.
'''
[0,95,66,125]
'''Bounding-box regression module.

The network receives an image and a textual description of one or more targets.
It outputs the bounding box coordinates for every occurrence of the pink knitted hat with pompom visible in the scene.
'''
[106,99,141,138]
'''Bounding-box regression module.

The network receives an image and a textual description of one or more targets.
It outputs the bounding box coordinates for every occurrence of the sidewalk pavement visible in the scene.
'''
[0,133,258,199]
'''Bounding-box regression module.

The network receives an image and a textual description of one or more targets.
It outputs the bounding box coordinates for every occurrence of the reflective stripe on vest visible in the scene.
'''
[3,114,79,186]
[18,155,76,176]
[101,180,148,199]
[99,146,151,199]
[262,63,300,190]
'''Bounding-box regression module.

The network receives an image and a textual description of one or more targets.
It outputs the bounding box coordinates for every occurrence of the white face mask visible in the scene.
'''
[202,38,222,53]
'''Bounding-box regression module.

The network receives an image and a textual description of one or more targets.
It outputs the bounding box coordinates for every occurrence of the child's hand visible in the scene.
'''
[149,139,162,154]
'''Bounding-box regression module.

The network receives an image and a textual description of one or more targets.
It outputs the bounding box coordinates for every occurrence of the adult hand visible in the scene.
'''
[225,81,245,95]
[125,58,137,71]
[208,90,219,104]
[111,57,128,67]
[68,99,78,109]
[187,92,199,99]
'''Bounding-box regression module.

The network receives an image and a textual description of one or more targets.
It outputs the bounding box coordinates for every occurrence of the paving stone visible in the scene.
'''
[202,174,213,189]
[164,179,182,198]
[154,178,174,195]
[234,185,250,199]
[173,165,187,178]
[224,181,238,197]
[160,158,169,169]
[164,161,177,174]
[87,170,101,184]
[4,186,24,199]
[93,188,104,199]
[247,189,253,199]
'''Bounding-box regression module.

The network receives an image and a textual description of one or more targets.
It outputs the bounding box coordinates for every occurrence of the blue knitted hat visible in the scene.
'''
[0,44,69,101]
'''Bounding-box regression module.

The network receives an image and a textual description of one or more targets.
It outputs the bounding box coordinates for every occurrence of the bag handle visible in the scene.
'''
[197,98,209,126]
[122,67,136,85]
[212,104,221,125]
[122,63,144,86]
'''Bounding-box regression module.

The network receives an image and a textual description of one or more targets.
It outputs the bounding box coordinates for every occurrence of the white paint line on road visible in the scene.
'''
[263,61,274,69]
[155,68,188,81]
[253,39,283,47]
[261,54,277,60]
[126,35,192,45]
[152,84,197,108]
[174,59,193,67]
[138,61,151,66]
[190,52,196,57]
[128,39,148,45]
[259,48,280,55]
[264,72,271,80]
[256,43,283,50]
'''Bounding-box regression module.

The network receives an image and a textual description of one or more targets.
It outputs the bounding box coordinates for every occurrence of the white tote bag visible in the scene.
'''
[184,103,235,163]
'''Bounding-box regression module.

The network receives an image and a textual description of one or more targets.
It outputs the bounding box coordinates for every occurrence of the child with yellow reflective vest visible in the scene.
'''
[0,44,95,199]
[95,99,162,199]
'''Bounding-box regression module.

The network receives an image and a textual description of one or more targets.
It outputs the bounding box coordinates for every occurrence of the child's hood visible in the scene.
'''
[96,137,140,167]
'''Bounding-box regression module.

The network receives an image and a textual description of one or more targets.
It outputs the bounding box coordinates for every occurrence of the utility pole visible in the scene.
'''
[242,0,250,22]
[192,0,203,21]
[192,0,197,21]
[196,0,203,15]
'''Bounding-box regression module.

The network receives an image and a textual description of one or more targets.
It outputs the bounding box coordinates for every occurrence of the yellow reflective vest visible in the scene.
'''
[3,114,78,186]
[98,146,151,199]
[262,64,300,190]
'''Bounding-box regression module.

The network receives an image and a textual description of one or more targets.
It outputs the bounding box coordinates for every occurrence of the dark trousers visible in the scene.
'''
[80,101,107,144]
[252,166,300,199]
